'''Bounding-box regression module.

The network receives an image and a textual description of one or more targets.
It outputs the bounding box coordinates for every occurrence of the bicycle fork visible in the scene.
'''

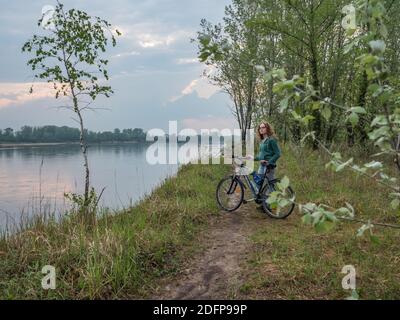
[227,178,239,195]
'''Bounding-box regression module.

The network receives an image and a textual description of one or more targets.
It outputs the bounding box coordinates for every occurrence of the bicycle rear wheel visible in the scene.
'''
[261,182,295,219]
[216,176,244,212]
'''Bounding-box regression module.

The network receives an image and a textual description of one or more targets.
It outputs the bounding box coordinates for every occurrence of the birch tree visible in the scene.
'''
[22,1,120,219]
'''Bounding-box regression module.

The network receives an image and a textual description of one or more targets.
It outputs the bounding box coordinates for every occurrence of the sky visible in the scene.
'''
[0,0,237,133]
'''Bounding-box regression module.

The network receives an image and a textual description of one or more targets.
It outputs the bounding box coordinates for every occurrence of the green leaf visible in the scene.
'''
[291,110,302,121]
[321,106,332,121]
[273,69,286,80]
[359,53,378,65]
[324,212,338,222]
[371,115,387,127]
[315,220,335,233]
[267,192,278,204]
[348,113,359,126]
[264,72,273,82]
[279,97,290,113]
[302,213,312,225]
[369,40,386,54]
[302,115,315,126]
[364,161,383,169]
[255,65,266,73]
[366,67,376,80]
[368,84,383,97]
[280,176,290,190]
[368,126,390,141]
[311,210,323,225]
[199,51,211,62]
[278,199,291,208]
[350,107,367,114]
[198,34,211,47]
[311,101,321,111]
[391,198,400,210]
[301,203,317,214]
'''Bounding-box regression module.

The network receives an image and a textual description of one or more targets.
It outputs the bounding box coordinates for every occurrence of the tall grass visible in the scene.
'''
[2,143,399,300]
[0,163,230,299]
[241,143,400,300]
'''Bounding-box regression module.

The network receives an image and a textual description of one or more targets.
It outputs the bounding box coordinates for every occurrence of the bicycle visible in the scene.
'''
[216,156,295,219]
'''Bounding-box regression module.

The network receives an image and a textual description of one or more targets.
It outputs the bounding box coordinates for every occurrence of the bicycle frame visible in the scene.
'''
[218,157,295,218]
[231,166,276,204]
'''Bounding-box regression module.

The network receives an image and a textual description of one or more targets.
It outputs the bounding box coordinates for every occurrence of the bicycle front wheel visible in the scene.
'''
[216,176,244,212]
[261,182,295,219]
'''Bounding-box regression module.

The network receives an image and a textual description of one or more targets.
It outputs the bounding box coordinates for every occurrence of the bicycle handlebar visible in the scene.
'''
[232,155,276,168]
[232,155,248,160]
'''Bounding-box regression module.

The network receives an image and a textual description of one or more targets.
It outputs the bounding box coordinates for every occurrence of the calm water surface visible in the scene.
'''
[0,143,180,229]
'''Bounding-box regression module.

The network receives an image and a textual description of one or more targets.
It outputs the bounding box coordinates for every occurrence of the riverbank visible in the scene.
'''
[152,145,400,300]
[1,145,399,300]
[0,141,152,149]
[0,162,231,299]
[0,140,198,150]
[0,142,79,148]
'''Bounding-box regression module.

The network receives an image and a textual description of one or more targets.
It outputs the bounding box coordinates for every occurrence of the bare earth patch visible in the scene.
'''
[153,204,270,300]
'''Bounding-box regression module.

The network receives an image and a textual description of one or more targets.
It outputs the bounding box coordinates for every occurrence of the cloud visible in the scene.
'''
[0,0,233,130]
[138,34,174,48]
[170,78,220,102]
[0,82,56,109]
[112,51,141,58]
[116,23,193,50]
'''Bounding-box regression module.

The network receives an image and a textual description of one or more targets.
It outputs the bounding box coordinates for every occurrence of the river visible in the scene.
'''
[0,142,182,229]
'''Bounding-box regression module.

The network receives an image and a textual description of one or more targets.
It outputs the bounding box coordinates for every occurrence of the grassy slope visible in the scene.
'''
[0,163,230,299]
[241,144,400,300]
[1,144,399,300]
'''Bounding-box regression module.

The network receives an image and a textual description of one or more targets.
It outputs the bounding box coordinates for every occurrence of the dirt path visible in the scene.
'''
[153,203,266,300]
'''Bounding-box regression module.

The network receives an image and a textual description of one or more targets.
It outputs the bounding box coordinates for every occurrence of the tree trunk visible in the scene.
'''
[310,53,322,150]
[356,72,370,145]
[347,124,355,147]
[73,95,90,213]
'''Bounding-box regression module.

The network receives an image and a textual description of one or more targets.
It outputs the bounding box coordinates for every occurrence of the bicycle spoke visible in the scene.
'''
[216,177,244,212]
[262,184,295,219]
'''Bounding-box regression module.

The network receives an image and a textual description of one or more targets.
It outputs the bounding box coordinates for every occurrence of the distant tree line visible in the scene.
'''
[0,126,147,143]
[0,126,234,145]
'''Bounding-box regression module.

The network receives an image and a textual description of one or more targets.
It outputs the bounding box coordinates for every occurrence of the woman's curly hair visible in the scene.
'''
[256,121,276,141]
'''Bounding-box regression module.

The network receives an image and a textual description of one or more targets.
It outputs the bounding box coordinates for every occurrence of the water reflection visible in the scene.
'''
[0,142,178,229]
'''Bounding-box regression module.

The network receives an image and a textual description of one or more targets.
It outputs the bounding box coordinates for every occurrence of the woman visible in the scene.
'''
[248,121,281,187]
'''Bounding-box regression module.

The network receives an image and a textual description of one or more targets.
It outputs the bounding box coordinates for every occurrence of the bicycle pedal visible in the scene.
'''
[243,200,248,205]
